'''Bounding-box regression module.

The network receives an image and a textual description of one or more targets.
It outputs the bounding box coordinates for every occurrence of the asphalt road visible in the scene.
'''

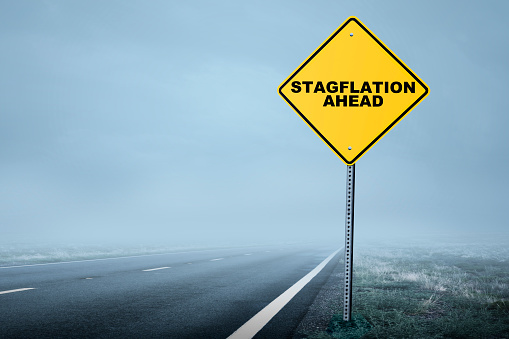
[0,244,342,338]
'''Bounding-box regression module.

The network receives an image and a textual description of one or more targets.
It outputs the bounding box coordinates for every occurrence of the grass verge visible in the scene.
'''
[351,243,509,338]
[300,236,509,338]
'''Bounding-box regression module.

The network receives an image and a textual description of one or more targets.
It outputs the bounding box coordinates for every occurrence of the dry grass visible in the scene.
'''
[349,237,509,338]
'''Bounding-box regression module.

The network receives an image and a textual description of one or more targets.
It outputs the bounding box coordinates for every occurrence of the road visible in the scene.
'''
[0,244,342,338]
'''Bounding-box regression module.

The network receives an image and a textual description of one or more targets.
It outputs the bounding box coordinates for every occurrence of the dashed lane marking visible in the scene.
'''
[0,288,36,295]
[142,267,170,272]
[0,248,229,269]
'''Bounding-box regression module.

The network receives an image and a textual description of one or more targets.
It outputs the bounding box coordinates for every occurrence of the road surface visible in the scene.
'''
[0,244,342,338]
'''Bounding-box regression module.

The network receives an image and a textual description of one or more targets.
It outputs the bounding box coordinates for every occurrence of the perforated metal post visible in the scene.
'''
[343,164,355,321]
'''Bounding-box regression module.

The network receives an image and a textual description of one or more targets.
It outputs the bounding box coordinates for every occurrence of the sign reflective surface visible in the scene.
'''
[279,17,429,165]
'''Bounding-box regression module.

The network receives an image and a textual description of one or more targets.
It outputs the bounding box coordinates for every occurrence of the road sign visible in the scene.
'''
[278,16,429,165]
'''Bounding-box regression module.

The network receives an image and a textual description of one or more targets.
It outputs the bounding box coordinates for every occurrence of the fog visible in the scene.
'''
[1,1,508,249]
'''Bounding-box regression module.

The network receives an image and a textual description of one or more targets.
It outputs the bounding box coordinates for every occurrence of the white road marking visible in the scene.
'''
[187,263,193,265]
[0,288,36,295]
[244,254,252,256]
[142,267,170,272]
[0,248,226,269]
[227,248,341,339]
[210,258,224,261]
[85,278,93,280]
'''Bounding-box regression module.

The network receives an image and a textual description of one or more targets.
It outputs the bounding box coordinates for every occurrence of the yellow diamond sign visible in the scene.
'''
[278,17,429,165]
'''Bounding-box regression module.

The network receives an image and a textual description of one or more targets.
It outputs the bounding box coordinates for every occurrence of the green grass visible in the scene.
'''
[350,242,509,338]
[302,236,509,339]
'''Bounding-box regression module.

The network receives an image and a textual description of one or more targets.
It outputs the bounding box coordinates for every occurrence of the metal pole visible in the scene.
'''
[343,164,355,321]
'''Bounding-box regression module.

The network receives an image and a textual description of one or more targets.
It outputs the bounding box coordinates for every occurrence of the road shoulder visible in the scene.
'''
[293,254,344,338]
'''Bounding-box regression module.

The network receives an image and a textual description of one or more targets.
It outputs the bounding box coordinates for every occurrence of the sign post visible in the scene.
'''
[278,16,429,322]
[343,164,355,321]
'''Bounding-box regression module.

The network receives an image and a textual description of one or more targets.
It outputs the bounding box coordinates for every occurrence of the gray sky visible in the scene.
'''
[1,0,508,246]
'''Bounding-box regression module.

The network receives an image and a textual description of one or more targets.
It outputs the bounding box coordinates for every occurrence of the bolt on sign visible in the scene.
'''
[278,16,429,165]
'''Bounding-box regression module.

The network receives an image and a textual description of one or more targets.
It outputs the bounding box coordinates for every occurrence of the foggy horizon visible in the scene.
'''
[1,1,508,248]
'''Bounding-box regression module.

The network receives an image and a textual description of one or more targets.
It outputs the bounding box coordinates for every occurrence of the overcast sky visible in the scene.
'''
[1,0,508,246]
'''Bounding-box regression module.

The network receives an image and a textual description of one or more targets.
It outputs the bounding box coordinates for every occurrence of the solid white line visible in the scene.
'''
[244,253,252,256]
[210,258,224,261]
[0,288,36,295]
[227,248,341,339]
[0,248,228,269]
[142,267,170,272]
